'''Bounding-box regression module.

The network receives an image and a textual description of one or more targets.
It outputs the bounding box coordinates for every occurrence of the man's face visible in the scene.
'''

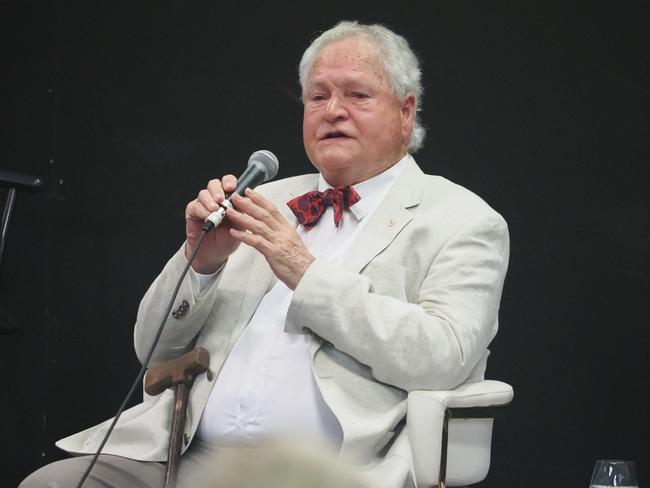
[302,37,415,186]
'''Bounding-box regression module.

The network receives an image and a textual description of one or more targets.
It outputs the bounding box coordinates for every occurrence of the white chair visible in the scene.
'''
[407,380,514,488]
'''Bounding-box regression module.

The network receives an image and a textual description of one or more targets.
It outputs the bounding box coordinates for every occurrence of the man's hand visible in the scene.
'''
[226,188,315,290]
[184,175,242,274]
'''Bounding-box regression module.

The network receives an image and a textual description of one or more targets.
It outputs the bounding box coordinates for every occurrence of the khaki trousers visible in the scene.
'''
[18,439,391,488]
[19,441,223,488]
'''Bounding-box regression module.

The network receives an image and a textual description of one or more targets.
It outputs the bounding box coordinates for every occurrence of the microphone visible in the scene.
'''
[202,150,279,231]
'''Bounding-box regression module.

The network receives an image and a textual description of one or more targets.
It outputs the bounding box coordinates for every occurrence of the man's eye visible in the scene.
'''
[310,94,326,102]
[352,92,369,99]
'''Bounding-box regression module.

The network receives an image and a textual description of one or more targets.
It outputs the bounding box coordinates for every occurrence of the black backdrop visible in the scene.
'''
[1,2,648,486]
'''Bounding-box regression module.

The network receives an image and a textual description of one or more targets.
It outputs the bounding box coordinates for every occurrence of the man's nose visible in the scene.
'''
[324,94,348,121]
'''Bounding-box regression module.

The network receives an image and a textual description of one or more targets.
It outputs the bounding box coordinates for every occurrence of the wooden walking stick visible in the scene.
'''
[145,347,210,488]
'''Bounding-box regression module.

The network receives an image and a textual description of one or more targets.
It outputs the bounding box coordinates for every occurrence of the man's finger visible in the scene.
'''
[230,228,263,248]
[230,193,280,228]
[232,190,286,230]
[206,179,225,202]
[226,206,273,238]
[197,189,220,212]
[244,188,283,219]
[229,228,277,257]
[222,174,237,193]
[186,200,211,221]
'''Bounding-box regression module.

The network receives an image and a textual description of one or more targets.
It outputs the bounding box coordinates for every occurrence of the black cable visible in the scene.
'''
[74,229,209,488]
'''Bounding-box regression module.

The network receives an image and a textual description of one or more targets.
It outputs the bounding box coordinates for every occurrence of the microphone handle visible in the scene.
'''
[202,201,231,231]
[231,163,266,196]
[202,165,266,232]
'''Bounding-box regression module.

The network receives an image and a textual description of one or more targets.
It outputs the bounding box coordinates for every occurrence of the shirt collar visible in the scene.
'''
[317,154,411,221]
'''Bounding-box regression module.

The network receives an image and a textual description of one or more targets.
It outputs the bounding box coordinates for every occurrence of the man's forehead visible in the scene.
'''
[306,37,388,85]
[315,37,380,65]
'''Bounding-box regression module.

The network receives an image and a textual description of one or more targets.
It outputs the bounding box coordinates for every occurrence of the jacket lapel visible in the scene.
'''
[343,158,424,274]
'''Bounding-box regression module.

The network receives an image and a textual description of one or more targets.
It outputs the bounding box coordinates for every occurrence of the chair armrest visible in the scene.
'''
[407,380,513,487]
[410,380,514,410]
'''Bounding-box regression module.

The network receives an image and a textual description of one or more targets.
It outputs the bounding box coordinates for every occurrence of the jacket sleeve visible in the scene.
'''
[284,213,509,392]
[133,246,225,365]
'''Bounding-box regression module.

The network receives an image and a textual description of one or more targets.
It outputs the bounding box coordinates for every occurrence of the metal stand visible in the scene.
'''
[0,187,16,271]
[0,170,43,334]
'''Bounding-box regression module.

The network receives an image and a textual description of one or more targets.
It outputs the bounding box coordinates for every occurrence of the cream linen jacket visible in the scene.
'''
[57,158,509,488]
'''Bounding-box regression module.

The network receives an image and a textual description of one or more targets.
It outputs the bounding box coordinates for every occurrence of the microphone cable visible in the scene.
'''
[73,149,278,487]
[74,229,209,488]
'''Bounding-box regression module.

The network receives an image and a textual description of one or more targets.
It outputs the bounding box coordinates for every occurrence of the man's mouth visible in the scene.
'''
[321,131,350,140]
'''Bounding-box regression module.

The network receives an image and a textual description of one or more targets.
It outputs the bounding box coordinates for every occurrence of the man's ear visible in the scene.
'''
[400,94,416,138]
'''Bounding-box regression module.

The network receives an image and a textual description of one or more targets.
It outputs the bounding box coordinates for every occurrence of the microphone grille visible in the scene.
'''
[248,150,279,182]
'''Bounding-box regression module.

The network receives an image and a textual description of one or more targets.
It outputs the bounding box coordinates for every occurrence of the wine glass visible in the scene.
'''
[590,459,639,487]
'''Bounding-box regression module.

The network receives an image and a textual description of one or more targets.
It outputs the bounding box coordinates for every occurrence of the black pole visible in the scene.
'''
[0,187,17,271]
[0,170,44,335]
[0,169,44,271]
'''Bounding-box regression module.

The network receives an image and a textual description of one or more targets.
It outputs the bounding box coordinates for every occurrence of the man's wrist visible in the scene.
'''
[184,242,226,274]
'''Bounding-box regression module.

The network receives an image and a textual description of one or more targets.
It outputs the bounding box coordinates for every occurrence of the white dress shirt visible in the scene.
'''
[196,155,410,448]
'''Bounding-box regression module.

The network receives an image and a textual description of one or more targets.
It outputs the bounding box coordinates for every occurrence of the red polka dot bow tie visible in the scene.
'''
[287,185,361,230]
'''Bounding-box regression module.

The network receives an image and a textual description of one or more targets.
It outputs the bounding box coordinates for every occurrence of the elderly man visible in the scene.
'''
[21,20,509,488]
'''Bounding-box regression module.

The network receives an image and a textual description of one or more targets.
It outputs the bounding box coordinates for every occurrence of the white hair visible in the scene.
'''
[299,21,425,152]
